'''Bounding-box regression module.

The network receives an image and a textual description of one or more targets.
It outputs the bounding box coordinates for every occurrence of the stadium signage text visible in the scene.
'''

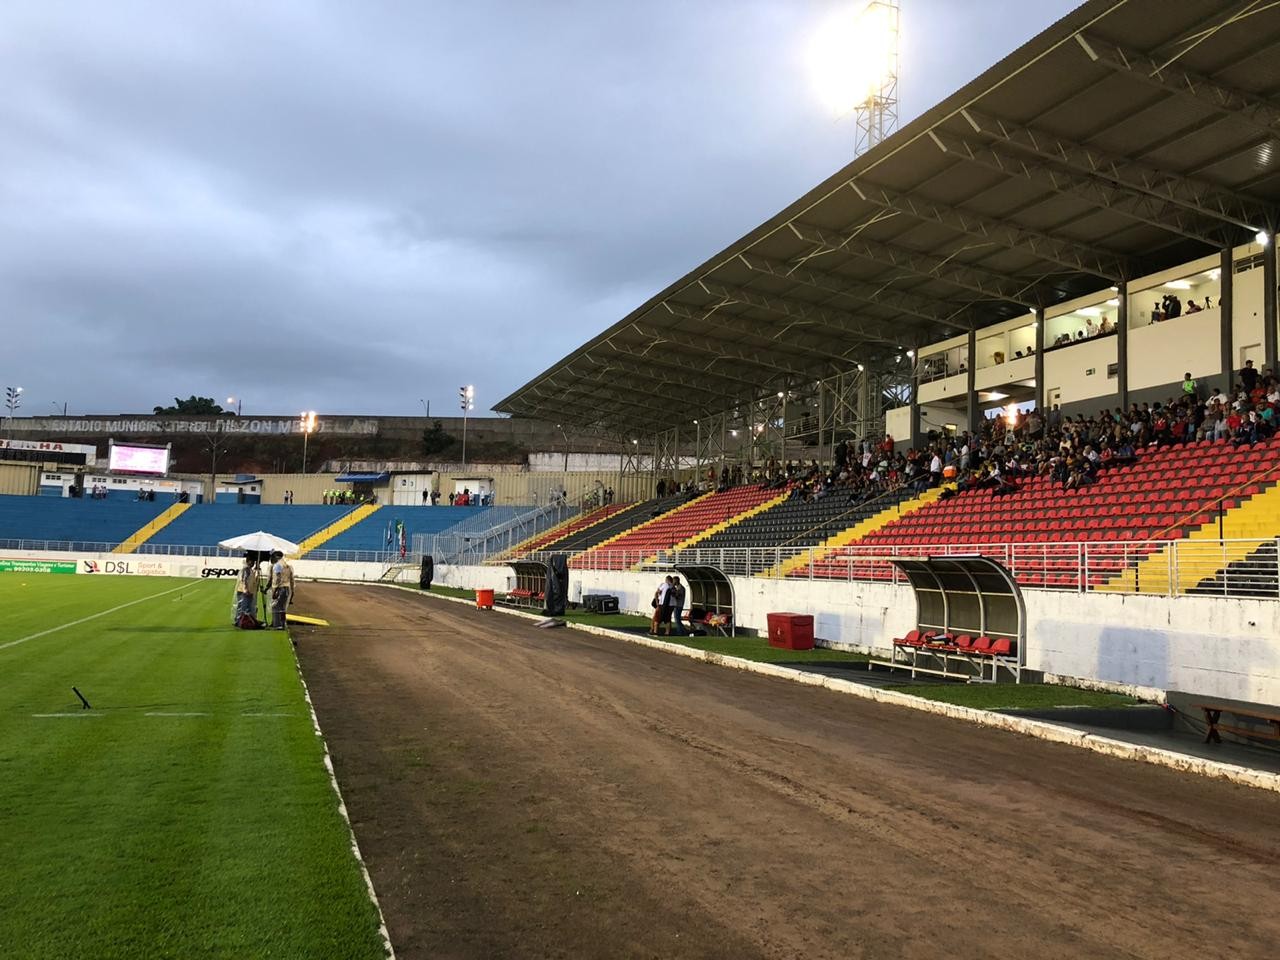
[201,567,241,579]
[80,559,169,576]
[12,417,379,436]
[0,558,77,574]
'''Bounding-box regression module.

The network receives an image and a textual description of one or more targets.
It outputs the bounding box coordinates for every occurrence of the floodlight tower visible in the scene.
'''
[459,385,475,467]
[854,0,901,156]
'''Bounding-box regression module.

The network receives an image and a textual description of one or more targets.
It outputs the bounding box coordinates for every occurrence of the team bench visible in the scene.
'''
[1192,703,1280,745]
[687,607,733,637]
[884,629,1020,682]
[503,587,545,609]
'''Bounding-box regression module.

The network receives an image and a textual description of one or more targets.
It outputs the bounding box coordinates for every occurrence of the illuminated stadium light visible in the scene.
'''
[1256,229,1271,246]
[298,410,317,473]
[808,0,901,153]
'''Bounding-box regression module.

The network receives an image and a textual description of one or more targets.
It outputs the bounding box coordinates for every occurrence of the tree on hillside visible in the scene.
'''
[421,420,455,456]
[153,396,226,415]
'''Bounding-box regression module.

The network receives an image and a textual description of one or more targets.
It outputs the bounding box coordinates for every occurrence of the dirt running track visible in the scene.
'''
[295,584,1280,960]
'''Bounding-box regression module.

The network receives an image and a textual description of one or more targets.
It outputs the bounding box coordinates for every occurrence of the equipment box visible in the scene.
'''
[767,612,814,650]
[582,594,619,614]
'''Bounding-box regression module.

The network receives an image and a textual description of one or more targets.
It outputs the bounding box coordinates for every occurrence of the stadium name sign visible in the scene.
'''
[15,417,379,436]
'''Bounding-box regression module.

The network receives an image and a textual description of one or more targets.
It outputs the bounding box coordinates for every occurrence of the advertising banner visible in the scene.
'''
[0,558,77,574]
[79,558,173,577]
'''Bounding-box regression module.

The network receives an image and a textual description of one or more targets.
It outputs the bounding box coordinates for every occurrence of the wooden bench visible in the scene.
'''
[1193,703,1280,745]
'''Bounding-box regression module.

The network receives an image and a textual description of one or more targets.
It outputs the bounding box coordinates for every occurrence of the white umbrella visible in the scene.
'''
[218,531,301,554]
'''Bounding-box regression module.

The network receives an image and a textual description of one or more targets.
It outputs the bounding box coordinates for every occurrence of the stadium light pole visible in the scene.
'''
[459,385,474,467]
[226,396,242,416]
[4,386,22,440]
[808,0,901,155]
[299,411,318,473]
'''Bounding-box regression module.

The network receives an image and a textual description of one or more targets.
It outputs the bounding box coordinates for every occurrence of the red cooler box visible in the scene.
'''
[767,612,814,650]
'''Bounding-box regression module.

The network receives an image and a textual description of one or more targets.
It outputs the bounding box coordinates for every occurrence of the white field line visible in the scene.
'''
[32,712,100,718]
[292,644,396,959]
[0,581,202,653]
[376,582,1280,796]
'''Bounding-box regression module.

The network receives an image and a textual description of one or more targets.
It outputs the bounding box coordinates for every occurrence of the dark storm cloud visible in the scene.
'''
[0,0,1078,417]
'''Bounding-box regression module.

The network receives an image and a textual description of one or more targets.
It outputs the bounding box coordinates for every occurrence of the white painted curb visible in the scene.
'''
[379,584,1280,796]
[292,642,397,959]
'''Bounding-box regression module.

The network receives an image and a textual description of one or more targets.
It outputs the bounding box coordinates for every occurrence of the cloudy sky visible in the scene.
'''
[2,0,1079,418]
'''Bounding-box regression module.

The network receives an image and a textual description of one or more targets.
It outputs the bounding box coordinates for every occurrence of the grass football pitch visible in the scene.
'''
[0,574,386,960]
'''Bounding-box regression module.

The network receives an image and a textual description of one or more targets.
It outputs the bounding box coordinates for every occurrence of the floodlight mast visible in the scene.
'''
[854,0,901,156]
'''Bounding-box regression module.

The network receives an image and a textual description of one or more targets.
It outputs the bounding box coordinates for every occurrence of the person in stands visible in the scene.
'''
[1241,358,1258,394]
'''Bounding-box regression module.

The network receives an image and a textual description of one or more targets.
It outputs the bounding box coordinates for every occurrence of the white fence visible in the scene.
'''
[517,538,1280,599]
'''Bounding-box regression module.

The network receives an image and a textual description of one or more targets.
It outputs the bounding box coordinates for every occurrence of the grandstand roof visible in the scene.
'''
[496,0,1280,435]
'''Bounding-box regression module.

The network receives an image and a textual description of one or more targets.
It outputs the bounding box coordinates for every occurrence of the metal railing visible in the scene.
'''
[523,538,1280,599]
[4,533,1278,599]
[0,537,416,565]
[422,501,576,564]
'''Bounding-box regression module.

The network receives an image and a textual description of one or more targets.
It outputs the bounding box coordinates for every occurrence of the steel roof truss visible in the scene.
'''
[693,280,935,348]
[846,178,1127,280]
[735,252,968,325]
[652,304,847,376]
[960,109,1271,232]
[930,125,1234,246]
[1078,33,1280,143]
[786,221,1040,307]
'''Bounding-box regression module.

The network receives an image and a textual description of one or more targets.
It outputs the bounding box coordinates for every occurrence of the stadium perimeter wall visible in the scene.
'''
[563,569,1280,706]
[4,547,1276,705]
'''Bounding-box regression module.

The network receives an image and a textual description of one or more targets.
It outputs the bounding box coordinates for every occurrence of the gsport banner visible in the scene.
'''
[0,558,77,574]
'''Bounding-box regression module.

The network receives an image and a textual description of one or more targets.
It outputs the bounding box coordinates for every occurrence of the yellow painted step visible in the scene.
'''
[1099,482,1280,595]
[765,486,950,578]
[578,491,715,563]
[114,502,191,554]
[295,503,381,558]
[502,504,622,559]
[659,487,795,558]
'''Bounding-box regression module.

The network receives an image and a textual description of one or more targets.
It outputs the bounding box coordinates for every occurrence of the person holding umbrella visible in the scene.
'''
[269,550,295,630]
[234,555,260,626]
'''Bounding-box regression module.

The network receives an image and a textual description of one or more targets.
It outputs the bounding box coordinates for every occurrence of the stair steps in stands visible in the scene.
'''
[664,488,795,555]
[504,502,630,558]
[574,491,716,566]
[113,502,191,554]
[295,504,381,557]
[768,486,949,578]
[1098,478,1280,595]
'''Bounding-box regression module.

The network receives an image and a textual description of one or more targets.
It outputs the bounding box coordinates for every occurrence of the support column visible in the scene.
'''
[1265,238,1277,374]
[1117,282,1129,409]
[966,329,979,435]
[1220,247,1234,391]
[908,361,921,449]
[1034,307,1046,413]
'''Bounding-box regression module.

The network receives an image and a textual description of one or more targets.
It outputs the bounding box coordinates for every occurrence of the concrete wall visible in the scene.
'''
[9,544,1278,705]
[1043,336,1119,407]
[1129,310,1222,391]
[567,567,1280,705]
